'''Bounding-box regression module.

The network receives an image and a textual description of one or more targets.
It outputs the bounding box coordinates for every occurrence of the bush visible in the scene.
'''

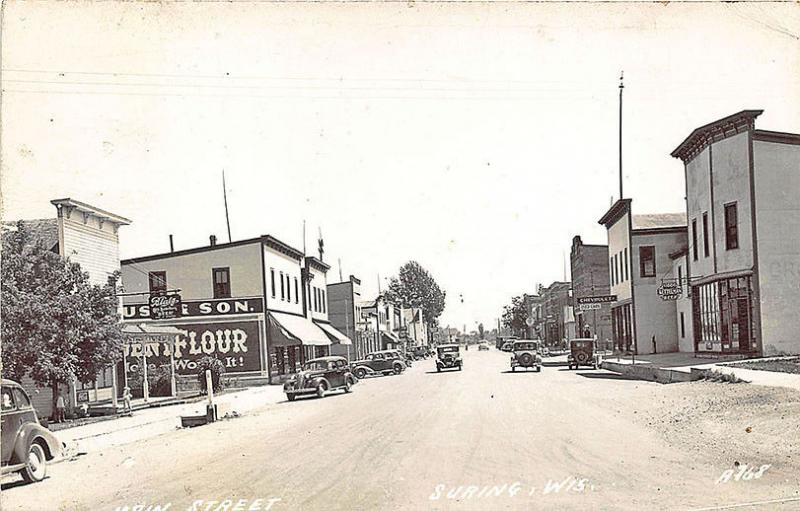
[196,356,226,393]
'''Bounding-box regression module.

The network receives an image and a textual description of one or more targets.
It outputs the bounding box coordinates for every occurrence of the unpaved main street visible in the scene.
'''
[2,349,799,511]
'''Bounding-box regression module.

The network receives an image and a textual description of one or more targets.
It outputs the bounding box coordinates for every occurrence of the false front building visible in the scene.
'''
[671,110,800,356]
[120,235,351,388]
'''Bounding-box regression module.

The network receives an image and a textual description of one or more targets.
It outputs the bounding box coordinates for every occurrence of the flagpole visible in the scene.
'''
[222,170,232,243]
[618,71,624,200]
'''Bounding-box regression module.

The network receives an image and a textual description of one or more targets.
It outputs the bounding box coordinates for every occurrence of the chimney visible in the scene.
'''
[210,235,217,246]
[169,234,174,252]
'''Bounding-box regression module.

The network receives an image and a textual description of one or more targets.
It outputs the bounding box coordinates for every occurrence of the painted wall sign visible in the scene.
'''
[123,320,262,375]
[123,297,264,320]
[148,292,182,320]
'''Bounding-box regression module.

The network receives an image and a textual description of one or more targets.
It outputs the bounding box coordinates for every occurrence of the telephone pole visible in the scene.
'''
[618,71,625,200]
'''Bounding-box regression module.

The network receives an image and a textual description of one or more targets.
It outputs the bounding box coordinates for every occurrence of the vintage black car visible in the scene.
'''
[1,379,63,483]
[567,338,601,369]
[435,344,462,372]
[283,356,357,401]
[350,350,406,379]
[510,340,542,372]
[410,345,431,359]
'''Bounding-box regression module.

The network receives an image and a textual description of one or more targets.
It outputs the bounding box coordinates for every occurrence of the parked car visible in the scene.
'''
[410,346,430,359]
[350,350,406,379]
[1,379,63,483]
[478,341,490,351]
[567,338,601,369]
[501,342,514,352]
[284,356,357,401]
[435,344,462,372]
[510,340,542,372]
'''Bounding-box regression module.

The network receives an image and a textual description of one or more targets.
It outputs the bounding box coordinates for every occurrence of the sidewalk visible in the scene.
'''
[57,385,285,456]
[602,352,800,392]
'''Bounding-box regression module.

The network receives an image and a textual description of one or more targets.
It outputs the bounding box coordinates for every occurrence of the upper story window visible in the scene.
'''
[149,271,167,293]
[294,278,299,304]
[725,202,739,250]
[322,290,326,313]
[624,248,629,281]
[678,265,683,292]
[285,274,291,302]
[639,246,656,278]
[702,212,710,258]
[270,269,276,298]
[692,219,699,261]
[213,267,231,298]
[280,272,285,301]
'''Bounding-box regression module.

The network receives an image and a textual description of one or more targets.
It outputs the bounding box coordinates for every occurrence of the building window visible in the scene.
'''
[639,246,656,278]
[624,248,629,281]
[270,269,276,298]
[610,258,615,286]
[213,267,231,298]
[692,219,698,261]
[285,274,291,302]
[280,272,285,300]
[148,271,167,293]
[702,212,710,258]
[680,312,686,339]
[322,290,326,313]
[612,255,617,285]
[294,278,299,303]
[725,203,739,250]
[678,265,683,293]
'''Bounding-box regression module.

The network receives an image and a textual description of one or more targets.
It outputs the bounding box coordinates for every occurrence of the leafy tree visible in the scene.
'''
[501,295,529,337]
[1,222,123,409]
[196,356,225,393]
[385,261,446,329]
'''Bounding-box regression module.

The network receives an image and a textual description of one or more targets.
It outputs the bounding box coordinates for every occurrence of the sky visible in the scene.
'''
[2,2,799,331]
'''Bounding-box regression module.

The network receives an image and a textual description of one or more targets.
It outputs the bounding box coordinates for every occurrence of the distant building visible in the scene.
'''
[327,275,367,361]
[671,109,800,355]
[570,235,612,343]
[403,307,429,347]
[539,282,572,346]
[599,200,687,355]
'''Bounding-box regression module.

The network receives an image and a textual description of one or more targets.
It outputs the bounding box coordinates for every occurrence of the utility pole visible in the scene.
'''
[222,170,232,243]
[618,71,625,201]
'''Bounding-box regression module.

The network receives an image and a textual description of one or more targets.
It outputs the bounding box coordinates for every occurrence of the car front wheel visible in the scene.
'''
[21,442,47,483]
[344,378,353,393]
[316,382,327,398]
[393,364,403,375]
[354,368,367,379]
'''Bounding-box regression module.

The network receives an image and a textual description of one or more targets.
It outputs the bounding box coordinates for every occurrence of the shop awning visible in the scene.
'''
[315,321,352,345]
[268,312,331,347]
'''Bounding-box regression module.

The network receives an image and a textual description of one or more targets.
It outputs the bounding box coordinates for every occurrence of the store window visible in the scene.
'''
[639,246,656,278]
[148,271,167,293]
[693,276,754,353]
[725,203,739,250]
[213,267,231,298]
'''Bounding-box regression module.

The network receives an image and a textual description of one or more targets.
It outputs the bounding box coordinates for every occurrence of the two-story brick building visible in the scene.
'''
[570,235,612,343]
[671,110,800,355]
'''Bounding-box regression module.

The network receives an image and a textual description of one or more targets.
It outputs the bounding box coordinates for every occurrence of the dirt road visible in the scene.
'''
[2,349,798,511]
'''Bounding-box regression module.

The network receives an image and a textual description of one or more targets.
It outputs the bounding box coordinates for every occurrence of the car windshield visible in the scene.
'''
[571,341,593,348]
[438,346,459,355]
[515,342,539,351]
[303,361,329,371]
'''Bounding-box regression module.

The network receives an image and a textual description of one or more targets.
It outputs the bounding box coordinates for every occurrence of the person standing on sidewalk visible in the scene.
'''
[122,386,132,416]
[55,394,66,423]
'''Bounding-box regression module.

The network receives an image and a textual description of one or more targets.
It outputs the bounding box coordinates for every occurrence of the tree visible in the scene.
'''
[384,261,446,328]
[501,295,529,337]
[478,323,485,339]
[1,222,124,410]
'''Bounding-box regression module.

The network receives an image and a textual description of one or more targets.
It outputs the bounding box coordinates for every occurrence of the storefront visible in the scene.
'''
[692,274,757,354]
[268,311,332,382]
[611,301,633,352]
